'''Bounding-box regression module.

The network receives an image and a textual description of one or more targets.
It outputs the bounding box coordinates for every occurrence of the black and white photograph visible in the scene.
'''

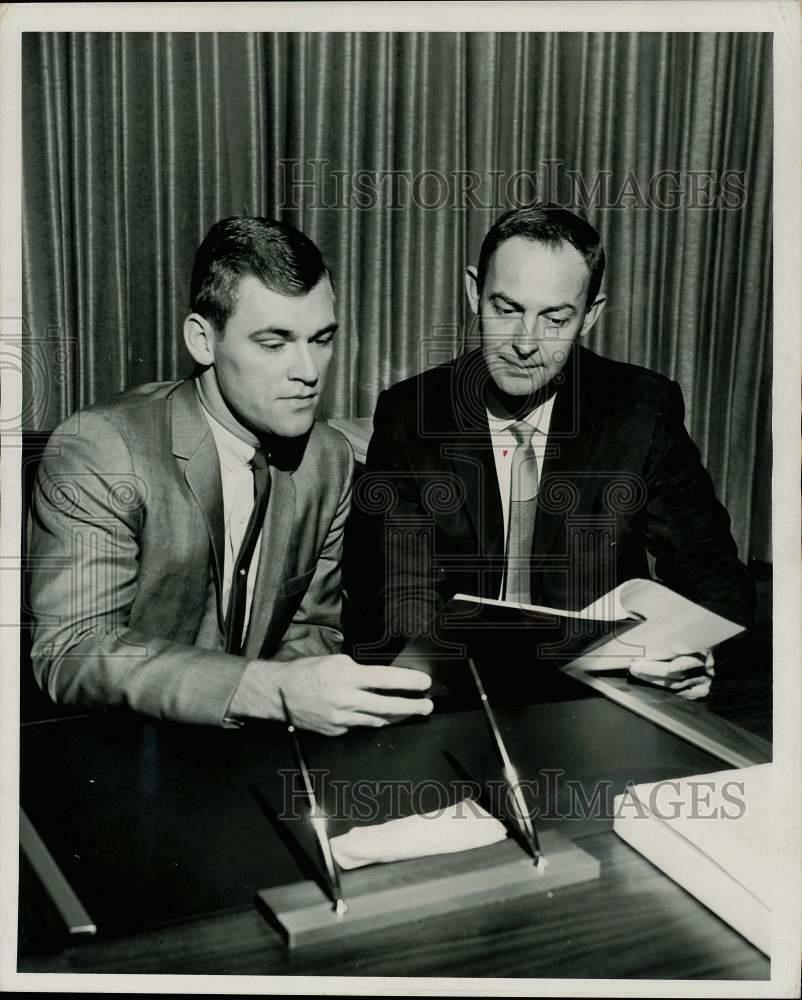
[1,2,799,995]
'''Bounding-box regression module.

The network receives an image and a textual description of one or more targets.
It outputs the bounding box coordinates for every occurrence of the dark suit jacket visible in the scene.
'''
[346,345,753,657]
[29,378,353,725]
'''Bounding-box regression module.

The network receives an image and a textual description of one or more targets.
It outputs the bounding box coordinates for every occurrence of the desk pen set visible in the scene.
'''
[258,669,599,949]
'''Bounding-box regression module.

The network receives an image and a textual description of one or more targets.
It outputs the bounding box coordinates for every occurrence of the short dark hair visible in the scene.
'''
[476,203,605,307]
[190,216,332,332]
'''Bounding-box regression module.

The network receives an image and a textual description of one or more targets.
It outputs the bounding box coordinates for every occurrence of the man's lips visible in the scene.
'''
[497,356,544,371]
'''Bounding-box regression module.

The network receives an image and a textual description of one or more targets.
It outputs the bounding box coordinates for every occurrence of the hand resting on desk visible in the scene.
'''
[228,654,434,735]
[628,650,715,700]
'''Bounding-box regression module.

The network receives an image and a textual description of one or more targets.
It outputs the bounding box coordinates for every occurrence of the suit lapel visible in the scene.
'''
[446,351,505,571]
[447,436,504,559]
[535,346,599,555]
[243,465,296,658]
[171,379,226,626]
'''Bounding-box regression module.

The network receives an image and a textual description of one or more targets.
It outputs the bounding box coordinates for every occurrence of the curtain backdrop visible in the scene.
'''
[21,32,772,562]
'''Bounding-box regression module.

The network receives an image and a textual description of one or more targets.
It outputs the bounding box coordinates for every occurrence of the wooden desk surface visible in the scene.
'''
[18,663,771,980]
[21,833,768,980]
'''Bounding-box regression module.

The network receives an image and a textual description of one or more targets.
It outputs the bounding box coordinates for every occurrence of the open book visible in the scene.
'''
[455,578,745,670]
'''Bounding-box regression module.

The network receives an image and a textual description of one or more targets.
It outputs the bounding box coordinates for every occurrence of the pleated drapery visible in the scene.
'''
[21,32,772,561]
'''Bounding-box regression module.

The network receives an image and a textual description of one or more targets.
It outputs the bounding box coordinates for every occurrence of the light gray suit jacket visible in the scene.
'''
[28,378,354,725]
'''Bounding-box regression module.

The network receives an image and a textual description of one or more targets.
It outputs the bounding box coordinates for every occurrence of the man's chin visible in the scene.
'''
[267,415,317,439]
[491,370,550,398]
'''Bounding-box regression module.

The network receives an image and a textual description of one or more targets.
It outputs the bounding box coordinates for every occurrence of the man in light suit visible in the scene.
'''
[29,216,433,733]
[346,204,754,698]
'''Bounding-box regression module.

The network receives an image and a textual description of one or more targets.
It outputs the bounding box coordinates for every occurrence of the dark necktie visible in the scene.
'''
[502,421,539,605]
[225,448,271,655]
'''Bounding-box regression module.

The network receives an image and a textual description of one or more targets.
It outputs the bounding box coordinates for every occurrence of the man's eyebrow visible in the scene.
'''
[248,323,339,340]
[489,292,576,315]
[489,291,525,311]
[541,303,577,315]
[312,323,338,338]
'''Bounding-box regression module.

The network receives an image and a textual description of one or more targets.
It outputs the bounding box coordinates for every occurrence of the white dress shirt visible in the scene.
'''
[486,394,557,599]
[201,408,263,646]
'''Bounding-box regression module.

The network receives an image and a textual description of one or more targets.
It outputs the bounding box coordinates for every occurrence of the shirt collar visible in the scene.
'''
[485,391,557,436]
[201,407,256,471]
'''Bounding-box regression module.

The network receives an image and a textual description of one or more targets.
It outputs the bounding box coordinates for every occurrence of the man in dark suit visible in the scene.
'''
[29,216,433,732]
[347,204,753,698]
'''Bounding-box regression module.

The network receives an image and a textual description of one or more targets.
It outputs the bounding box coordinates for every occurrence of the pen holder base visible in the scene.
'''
[256,828,599,949]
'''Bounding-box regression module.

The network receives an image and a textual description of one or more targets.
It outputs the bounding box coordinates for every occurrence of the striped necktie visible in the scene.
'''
[225,448,271,655]
[503,421,538,605]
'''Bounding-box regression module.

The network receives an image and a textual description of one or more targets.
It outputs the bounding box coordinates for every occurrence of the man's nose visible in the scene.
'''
[288,343,319,384]
[510,314,539,358]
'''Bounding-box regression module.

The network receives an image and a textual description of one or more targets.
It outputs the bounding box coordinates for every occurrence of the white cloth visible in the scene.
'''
[487,394,556,600]
[201,409,262,645]
[330,799,507,870]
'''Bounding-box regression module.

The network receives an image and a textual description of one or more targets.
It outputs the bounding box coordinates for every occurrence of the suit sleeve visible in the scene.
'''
[28,412,248,726]
[344,389,444,660]
[270,438,354,661]
[638,380,755,627]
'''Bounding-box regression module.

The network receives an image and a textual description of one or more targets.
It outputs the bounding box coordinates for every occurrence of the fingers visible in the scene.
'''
[676,678,713,700]
[629,671,708,691]
[340,711,397,729]
[629,656,699,679]
[629,667,704,688]
[279,656,436,737]
[349,662,433,693]
[315,723,349,737]
[628,654,713,682]
[320,688,434,731]
[628,653,714,699]
[350,689,435,719]
[311,706,430,734]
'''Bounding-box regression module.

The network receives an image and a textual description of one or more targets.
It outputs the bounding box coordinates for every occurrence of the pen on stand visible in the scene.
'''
[279,690,348,915]
[466,657,547,872]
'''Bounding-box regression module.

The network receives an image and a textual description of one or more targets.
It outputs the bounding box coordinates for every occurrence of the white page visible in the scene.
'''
[454,592,629,621]
[456,580,744,665]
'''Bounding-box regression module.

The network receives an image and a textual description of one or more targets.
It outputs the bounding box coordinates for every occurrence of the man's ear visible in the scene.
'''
[580,295,606,337]
[464,265,480,315]
[183,313,216,366]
